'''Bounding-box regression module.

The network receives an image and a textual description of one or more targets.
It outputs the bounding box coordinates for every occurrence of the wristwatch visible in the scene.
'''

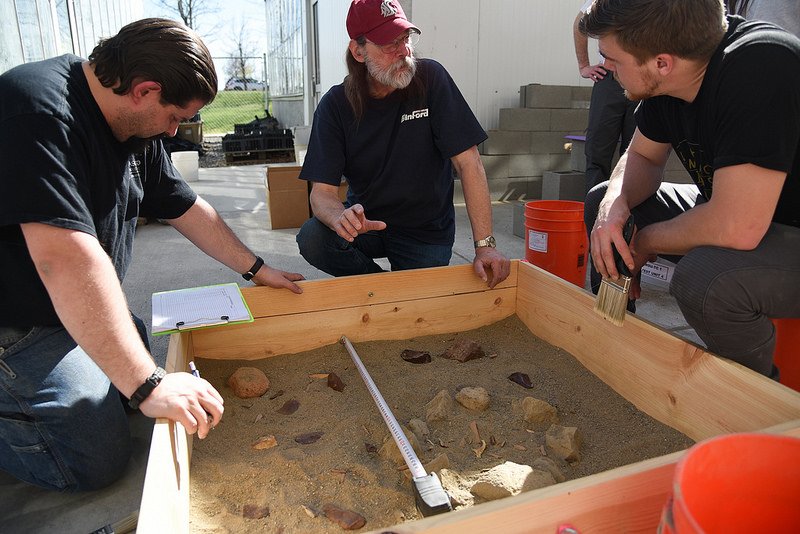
[473,235,497,249]
[128,366,167,410]
[242,256,264,281]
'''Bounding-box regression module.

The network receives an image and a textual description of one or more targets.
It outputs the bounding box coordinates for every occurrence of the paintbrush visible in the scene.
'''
[594,214,635,326]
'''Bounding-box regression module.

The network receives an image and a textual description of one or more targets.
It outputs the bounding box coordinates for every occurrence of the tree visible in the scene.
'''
[225,21,260,89]
[156,0,218,31]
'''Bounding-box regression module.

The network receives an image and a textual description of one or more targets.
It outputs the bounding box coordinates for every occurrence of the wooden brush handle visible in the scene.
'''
[612,215,635,277]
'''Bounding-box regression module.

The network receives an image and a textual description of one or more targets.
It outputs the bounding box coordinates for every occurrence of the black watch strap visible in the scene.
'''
[128,366,167,410]
[242,256,264,281]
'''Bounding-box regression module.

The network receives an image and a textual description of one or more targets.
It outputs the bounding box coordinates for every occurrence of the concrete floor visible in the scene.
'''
[0,164,700,533]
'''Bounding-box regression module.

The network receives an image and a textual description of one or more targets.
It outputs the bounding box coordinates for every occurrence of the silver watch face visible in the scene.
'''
[475,235,496,248]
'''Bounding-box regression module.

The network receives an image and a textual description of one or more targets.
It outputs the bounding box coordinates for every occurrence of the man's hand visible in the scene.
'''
[252,265,305,294]
[580,63,607,83]
[590,203,635,281]
[473,247,511,288]
[139,372,224,439]
[333,204,387,241]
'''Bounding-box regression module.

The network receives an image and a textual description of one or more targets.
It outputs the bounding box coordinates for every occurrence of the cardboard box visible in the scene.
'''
[177,121,203,144]
[137,262,800,533]
[265,164,309,229]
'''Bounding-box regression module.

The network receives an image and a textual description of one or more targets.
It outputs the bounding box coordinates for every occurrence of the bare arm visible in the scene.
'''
[309,181,386,240]
[573,12,607,81]
[452,146,510,288]
[21,223,223,437]
[168,197,304,293]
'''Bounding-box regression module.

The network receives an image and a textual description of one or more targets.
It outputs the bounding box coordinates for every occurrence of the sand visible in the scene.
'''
[188,316,694,533]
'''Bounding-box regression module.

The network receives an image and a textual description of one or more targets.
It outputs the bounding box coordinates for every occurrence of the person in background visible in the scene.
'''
[580,0,800,379]
[726,0,800,37]
[573,0,639,191]
[295,0,510,288]
[0,18,304,491]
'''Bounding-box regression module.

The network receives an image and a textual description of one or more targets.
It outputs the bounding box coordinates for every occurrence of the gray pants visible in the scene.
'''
[585,75,638,190]
[585,181,800,379]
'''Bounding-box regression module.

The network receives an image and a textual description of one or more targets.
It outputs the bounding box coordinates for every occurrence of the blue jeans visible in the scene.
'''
[0,319,147,491]
[296,217,453,276]
[585,181,800,378]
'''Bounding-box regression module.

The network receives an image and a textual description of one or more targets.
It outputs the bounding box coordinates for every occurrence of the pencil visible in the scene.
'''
[594,215,635,326]
[189,361,200,378]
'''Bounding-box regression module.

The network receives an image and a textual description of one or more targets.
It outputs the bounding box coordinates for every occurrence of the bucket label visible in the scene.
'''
[528,230,548,253]
[641,261,673,283]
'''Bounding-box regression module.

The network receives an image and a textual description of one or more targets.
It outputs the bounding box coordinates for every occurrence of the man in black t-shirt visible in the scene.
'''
[296,0,510,288]
[0,19,304,491]
[579,0,800,378]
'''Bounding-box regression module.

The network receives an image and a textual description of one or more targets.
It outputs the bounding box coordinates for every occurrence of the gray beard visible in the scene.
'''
[365,54,417,89]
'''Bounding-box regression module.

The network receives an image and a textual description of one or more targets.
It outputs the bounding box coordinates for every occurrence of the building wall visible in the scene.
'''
[1,0,144,74]
[314,0,597,130]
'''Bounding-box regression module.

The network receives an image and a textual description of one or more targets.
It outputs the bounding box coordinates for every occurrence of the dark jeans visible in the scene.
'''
[585,181,800,378]
[585,75,638,191]
[296,216,453,277]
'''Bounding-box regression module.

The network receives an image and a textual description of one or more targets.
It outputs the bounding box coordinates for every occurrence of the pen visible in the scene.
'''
[189,361,200,378]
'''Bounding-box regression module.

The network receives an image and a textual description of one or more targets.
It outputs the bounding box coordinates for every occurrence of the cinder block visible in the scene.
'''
[453,177,533,203]
[512,201,526,238]
[481,130,531,155]
[550,108,590,131]
[664,170,692,184]
[480,154,510,180]
[665,149,685,171]
[542,171,587,201]
[499,108,551,132]
[509,153,552,178]
[571,86,593,102]
[530,131,573,155]
[568,137,586,172]
[524,84,573,109]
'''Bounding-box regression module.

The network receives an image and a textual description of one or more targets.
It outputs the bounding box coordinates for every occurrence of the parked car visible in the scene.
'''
[224,77,267,91]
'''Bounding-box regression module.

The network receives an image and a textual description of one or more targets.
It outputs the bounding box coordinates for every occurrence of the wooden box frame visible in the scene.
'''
[137,261,800,533]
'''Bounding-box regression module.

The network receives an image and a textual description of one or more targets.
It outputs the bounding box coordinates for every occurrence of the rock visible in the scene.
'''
[438,468,474,508]
[521,397,559,426]
[546,424,583,462]
[251,435,278,450]
[401,349,432,364]
[508,371,534,389]
[322,503,366,530]
[379,426,421,465]
[425,389,453,422]
[470,462,556,501]
[424,453,450,474]
[440,339,485,362]
[276,399,300,415]
[242,503,270,519]
[455,386,490,411]
[294,431,324,445]
[327,372,345,392]
[531,456,566,483]
[227,367,270,398]
[407,418,429,438]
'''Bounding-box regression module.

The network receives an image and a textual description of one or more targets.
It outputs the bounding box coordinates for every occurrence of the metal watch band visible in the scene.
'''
[128,366,167,410]
[242,256,264,281]
[473,235,497,249]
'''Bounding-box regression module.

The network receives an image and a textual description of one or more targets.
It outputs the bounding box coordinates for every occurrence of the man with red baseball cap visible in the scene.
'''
[296,0,510,288]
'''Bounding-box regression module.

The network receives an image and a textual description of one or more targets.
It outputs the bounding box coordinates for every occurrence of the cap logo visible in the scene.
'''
[380,0,398,17]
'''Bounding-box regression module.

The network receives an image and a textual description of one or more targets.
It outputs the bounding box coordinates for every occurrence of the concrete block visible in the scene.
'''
[509,153,552,177]
[453,177,533,203]
[549,108,590,131]
[550,152,572,172]
[498,108,551,132]
[530,131,573,155]
[571,86,593,102]
[664,170,692,184]
[523,84,573,109]
[512,201,526,238]
[480,154,510,180]
[526,176,544,199]
[542,171,587,201]
[665,149,685,171]
[481,130,531,155]
[568,138,586,172]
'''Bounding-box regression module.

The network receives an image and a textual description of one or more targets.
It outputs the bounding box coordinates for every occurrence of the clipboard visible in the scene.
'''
[151,283,254,335]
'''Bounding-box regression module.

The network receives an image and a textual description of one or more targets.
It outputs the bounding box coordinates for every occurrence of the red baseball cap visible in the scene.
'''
[346,0,420,46]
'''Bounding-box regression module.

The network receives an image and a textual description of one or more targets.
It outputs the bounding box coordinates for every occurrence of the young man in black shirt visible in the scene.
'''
[580,0,800,378]
[0,19,303,491]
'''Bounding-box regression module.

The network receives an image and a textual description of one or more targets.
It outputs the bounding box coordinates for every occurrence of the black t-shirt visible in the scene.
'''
[637,16,800,227]
[0,55,197,327]
[299,58,487,244]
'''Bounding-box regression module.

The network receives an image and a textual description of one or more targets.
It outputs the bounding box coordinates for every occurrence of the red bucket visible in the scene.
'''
[659,433,800,533]
[773,318,800,392]
[524,200,588,287]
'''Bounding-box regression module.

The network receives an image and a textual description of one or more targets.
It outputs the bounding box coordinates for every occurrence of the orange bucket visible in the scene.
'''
[773,318,800,392]
[659,433,800,533]
[524,200,588,288]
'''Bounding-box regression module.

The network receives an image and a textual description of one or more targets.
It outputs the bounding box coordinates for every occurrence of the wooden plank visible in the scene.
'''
[138,333,193,534]
[239,262,518,319]
[514,261,800,441]
[192,287,517,360]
